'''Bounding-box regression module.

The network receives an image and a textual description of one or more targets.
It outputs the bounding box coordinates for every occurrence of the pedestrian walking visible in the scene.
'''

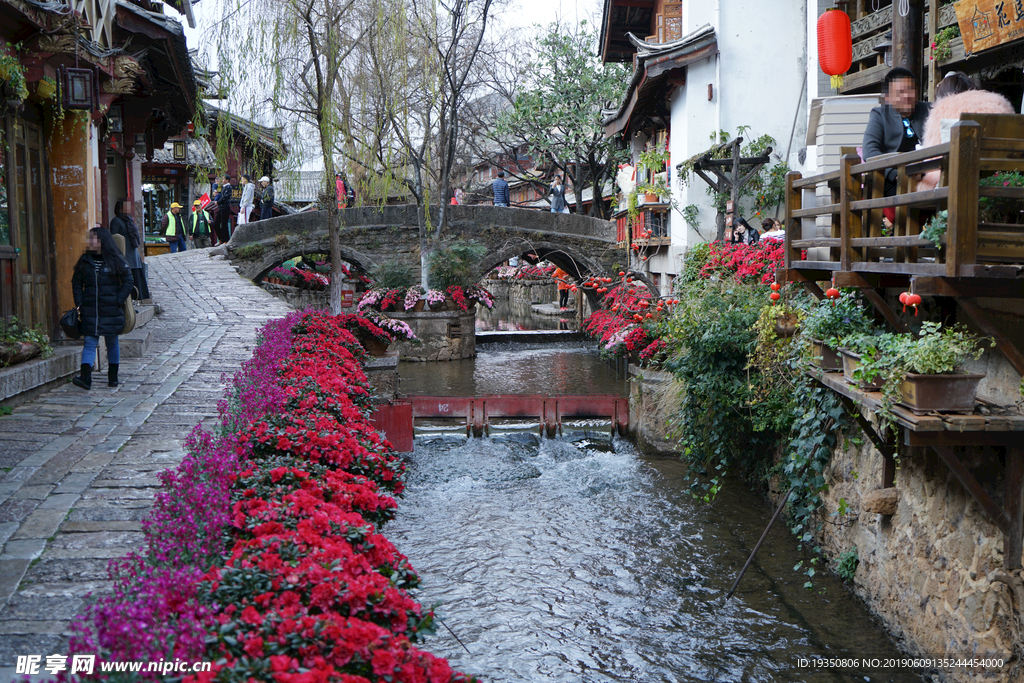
[336,172,347,209]
[160,202,188,253]
[238,174,255,226]
[343,173,355,207]
[108,198,150,300]
[258,176,275,220]
[189,199,213,248]
[213,174,234,243]
[548,175,569,213]
[71,226,134,390]
[492,171,510,207]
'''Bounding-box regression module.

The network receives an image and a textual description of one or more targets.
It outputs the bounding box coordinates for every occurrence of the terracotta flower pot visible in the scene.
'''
[354,329,390,356]
[839,349,884,390]
[428,301,444,311]
[899,372,985,414]
[412,299,426,312]
[810,338,842,371]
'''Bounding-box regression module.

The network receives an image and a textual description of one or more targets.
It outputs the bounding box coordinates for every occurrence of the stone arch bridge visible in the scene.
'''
[225,205,623,285]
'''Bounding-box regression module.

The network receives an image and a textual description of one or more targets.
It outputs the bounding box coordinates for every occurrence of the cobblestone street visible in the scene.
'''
[0,250,292,679]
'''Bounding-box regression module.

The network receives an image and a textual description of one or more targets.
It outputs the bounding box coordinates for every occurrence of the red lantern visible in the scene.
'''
[818,9,852,89]
[770,282,782,292]
[770,291,782,304]
[906,293,922,316]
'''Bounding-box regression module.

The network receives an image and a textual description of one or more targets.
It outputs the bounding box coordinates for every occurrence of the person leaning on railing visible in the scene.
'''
[915,72,1014,192]
[862,67,931,227]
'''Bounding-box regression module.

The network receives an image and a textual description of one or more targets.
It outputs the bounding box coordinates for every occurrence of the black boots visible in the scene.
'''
[108,364,119,388]
[72,364,92,390]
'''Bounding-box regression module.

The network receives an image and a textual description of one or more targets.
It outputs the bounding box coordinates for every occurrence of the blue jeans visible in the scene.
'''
[82,335,120,366]
[260,205,273,220]
[168,236,187,253]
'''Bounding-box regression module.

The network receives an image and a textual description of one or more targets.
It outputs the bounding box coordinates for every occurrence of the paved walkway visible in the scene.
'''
[0,250,292,679]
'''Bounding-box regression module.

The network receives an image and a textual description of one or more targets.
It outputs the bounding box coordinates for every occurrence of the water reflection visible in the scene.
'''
[476,300,578,332]
[399,342,626,397]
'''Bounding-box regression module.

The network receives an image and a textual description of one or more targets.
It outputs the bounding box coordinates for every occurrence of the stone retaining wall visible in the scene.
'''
[482,279,558,306]
[627,365,680,455]
[387,309,476,362]
[260,282,360,312]
[808,436,1022,681]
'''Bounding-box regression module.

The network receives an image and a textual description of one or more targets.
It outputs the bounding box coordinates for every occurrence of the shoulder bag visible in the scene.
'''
[60,308,82,339]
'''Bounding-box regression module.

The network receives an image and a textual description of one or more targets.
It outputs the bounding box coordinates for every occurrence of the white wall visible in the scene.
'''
[665,0,808,254]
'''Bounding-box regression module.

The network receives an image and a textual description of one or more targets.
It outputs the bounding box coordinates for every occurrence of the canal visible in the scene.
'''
[392,342,925,683]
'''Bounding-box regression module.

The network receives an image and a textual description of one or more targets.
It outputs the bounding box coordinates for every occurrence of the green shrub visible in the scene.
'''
[235,243,265,260]
[371,262,414,289]
[834,547,859,582]
[427,240,486,289]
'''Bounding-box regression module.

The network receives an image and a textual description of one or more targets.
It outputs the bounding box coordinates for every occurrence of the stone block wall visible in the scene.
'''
[811,436,1022,682]
[482,279,558,305]
[627,365,681,455]
[387,309,476,362]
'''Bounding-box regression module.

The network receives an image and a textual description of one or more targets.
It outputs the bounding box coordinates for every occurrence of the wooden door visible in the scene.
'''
[0,119,15,319]
[11,120,53,331]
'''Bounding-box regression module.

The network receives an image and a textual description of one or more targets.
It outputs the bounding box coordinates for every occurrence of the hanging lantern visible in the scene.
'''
[818,9,852,90]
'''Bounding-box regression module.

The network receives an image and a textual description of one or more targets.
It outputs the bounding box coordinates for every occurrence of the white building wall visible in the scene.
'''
[663,0,808,258]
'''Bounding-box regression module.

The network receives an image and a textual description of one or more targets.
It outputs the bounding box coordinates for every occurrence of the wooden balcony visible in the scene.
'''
[780,114,1024,290]
[780,114,1024,570]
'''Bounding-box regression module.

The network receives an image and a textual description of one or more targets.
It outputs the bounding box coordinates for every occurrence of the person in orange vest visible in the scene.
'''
[553,267,571,309]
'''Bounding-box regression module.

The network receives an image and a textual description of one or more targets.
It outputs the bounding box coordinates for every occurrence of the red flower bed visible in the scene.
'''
[65,309,474,683]
[699,240,785,285]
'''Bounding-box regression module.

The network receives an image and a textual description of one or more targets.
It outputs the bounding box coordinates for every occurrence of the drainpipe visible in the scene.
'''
[715,0,721,137]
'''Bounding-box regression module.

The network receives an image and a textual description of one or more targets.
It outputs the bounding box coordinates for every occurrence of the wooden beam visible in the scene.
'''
[1006,446,1023,570]
[931,445,1011,534]
[907,431,1024,447]
[958,298,1024,378]
[863,287,911,334]
[802,280,826,301]
[911,276,1024,298]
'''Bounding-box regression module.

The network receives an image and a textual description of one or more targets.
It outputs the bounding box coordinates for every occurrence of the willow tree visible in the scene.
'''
[209,0,372,313]
[333,0,495,287]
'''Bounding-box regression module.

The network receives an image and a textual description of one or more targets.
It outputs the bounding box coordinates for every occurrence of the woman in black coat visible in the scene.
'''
[71,227,134,390]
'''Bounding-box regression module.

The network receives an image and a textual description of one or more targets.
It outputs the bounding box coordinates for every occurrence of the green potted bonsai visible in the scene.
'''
[801,291,875,371]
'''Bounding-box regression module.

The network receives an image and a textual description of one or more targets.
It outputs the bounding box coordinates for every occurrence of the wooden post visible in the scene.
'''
[839,154,861,271]
[892,0,924,85]
[946,120,980,277]
[1006,446,1023,570]
[784,171,801,269]
[927,0,939,101]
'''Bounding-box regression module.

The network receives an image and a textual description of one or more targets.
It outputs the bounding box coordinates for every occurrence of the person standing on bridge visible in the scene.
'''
[258,176,275,220]
[213,174,234,243]
[238,174,255,226]
[492,171,510,207]
[548,175,569,213]
[71,227,133,390]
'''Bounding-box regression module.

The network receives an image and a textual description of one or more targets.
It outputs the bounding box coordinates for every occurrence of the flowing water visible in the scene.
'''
[391,344,925,683]
[476,301,578,332]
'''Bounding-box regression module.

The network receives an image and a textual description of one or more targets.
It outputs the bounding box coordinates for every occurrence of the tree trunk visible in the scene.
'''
[329,208,343,314]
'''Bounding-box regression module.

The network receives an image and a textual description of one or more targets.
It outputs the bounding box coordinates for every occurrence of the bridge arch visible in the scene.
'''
[226,205,621,285]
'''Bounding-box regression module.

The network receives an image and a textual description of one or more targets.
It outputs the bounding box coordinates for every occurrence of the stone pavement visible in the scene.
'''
[0,249,292,680]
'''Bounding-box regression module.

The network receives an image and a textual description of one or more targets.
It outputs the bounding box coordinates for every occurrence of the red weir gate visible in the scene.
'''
[369,395,629,451]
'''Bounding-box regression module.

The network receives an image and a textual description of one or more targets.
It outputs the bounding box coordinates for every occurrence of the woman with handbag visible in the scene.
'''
[71,227,134,390]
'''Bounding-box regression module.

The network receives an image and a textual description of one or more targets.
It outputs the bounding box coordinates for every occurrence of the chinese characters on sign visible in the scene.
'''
[956,0,1024,54]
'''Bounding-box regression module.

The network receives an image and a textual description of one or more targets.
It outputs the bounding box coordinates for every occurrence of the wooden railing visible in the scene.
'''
[782,114,1024,281]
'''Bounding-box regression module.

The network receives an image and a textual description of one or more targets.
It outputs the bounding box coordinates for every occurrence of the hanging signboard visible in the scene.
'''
[955,0,1024,56]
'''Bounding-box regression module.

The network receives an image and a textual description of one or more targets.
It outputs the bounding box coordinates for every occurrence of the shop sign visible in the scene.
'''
[956,0,1024,55]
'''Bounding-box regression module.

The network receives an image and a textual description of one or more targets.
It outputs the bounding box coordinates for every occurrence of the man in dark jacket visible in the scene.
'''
[492,171,510,207]
[258,176,275,220]
[862,67,930,198]
[213,174,234,243]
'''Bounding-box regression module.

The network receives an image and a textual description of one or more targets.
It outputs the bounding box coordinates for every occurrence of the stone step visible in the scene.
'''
[134,303,155,328]
[0,348,80,404]
[118,328,152,358]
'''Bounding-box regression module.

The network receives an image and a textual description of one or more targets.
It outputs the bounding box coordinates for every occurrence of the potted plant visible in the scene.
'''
[801,291,875,371]
[425,289,446,311]
[637,143,670,204]
[837,332,891,390]
[0,50,28,109]
[0,316,51,367]
[854,322,991,418]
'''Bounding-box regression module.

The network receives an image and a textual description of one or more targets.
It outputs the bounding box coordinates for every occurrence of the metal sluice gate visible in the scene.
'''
[368,395,629,451]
